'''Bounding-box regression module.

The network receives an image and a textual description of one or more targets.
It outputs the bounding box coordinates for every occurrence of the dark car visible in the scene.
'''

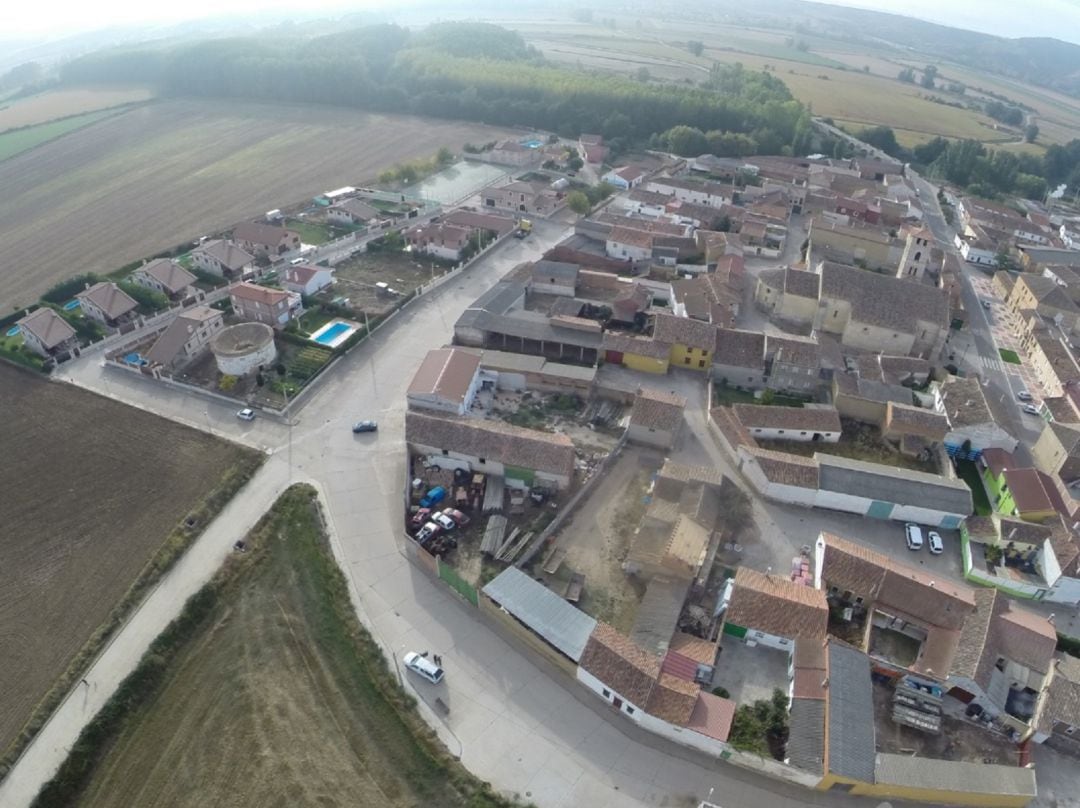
[352,420,378,433]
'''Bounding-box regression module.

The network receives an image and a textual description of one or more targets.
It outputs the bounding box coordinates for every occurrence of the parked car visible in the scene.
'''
[427,534,458,556]
[928,531,944,555]
[981,299,992,310]
[236,407,256,421]
[1022,404,1041,416]
[440,507,470,527]
[419,486,447,508]
[432,512,456,532]
[403,651,444,684]
[410,508,432,529]
[905,523,924,551]
[414,521,441,544]
[1017,390,1033,401]
[352,420,378,433]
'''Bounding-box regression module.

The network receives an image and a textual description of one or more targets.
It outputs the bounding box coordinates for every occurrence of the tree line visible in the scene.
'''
[58,23,805,155]
[859,124,1080,201]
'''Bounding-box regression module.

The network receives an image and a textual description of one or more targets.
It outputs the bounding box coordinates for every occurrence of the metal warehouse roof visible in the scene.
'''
[826,642,876,783]
[786,698,825,775]
[816,454,972,515]
[483,567,597,662]
[874,753,1037,798]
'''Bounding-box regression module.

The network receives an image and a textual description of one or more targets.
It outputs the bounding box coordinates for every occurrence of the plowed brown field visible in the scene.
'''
[0,363,259,758]
[0,99,510,307]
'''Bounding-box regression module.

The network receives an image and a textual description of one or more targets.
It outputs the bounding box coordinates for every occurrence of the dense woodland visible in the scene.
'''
[57,23,812,157]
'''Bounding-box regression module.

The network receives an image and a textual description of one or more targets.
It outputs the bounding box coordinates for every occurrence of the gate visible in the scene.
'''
[437,556,478,606]
[866,500,894,519]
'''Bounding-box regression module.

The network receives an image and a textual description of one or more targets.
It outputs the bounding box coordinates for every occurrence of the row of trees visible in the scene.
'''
[859,123,1080,201]
[59,23,806,155]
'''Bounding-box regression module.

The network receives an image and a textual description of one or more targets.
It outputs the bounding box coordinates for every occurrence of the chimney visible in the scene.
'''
[1049,613,1056,624]
[929,581,936,588]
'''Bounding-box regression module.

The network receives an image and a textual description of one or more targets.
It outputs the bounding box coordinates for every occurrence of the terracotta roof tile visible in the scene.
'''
[733,404,841,433]
[645,672,699,724]
[685,691,736,741]
[653,313,717,351]
[725,567,828,640]
[579,622,661,706]
[745,447,820,488]
[17,308,75,350]
[630,387,686,432]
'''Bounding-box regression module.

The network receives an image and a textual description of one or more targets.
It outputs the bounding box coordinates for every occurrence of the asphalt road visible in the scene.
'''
[910,173,1041,462]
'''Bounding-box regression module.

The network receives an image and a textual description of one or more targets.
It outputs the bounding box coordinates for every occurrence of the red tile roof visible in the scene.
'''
[685,691,736,741]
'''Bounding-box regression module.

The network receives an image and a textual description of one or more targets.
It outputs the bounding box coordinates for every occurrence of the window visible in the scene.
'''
[854,596,864,605]
[778,638,789,645]
[441,449,449,456]
[698,360,706,368]
[995,657,1006,672]
[602,688,611,698]
[626,706,636,715]
[1066,726,1076,735]
[778,429,785,434]
[684,356,691,365]
[478,457,486,464]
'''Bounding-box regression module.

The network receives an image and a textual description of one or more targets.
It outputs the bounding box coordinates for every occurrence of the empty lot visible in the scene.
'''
[49,486,517,808]
[0,99,510,307]
[0,364,260,763]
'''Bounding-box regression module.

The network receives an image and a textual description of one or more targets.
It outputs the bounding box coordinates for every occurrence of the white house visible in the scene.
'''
[732,404,841,443]
[955,233,997,266]
[327,197,379,227]
[627,387,686,449]
[606,226,654,262]
[602,165,648,190]
[191,239,255,280]
[405,410,575,490]
[645,177,732,208]
[17,308,78,358]
[282,264,334,296]
[406,348,484,415]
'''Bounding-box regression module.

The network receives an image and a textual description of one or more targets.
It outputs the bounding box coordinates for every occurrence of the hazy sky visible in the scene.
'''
[4,0,1080,44]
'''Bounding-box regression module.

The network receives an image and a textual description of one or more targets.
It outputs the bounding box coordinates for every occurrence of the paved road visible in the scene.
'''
[2,218,941,808]
[910,173,1041,462]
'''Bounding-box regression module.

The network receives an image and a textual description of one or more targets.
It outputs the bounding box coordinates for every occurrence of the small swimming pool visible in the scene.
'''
[520,138,543,149]
[6,326,20,337]
[63,299,81,311]
[310,319,359,348]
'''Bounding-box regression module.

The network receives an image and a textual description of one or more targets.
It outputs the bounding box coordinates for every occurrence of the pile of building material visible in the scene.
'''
[483,475,506,514]
[495,529,534,563]
[481,515,508,555]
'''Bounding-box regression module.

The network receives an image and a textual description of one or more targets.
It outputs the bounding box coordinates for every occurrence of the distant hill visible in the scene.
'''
[672,0,1080,98]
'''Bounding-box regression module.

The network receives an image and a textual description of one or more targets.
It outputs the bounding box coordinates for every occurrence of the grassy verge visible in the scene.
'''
[999,348,1022,365]
[33,485,529,808]
[956,460,993,516]
[0,109,121,162]
[0,451,263,780]
[0,331,46,371]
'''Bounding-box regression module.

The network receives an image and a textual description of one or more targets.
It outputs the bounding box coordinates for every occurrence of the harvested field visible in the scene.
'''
[331,251,441,315]
[0,86,155,131]
[0,98,511,307]
[46,486,518,808]
[0,363,261,763]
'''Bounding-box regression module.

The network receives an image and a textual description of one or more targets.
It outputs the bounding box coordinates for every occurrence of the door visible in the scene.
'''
[866,500,894,519]
[612,696,623,710]
[605,350,624,364]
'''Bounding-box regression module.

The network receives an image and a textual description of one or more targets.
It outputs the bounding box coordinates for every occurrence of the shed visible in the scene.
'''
[483,567,597,661]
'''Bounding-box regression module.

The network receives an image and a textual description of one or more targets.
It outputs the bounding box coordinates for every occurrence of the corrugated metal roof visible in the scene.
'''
[786,698,825,775]
[816,454,972,515]
[483,567,597,662]
[874,753,1037,797]
[827,642,876,783]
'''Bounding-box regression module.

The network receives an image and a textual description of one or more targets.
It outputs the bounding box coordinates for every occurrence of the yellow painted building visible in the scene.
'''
[601,333,670,374]
[653,313,717,373]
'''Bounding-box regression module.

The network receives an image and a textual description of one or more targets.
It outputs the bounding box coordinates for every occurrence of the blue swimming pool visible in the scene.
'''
[520,138,543,149]
[6,326,20,337]
[63,299,81,311]
[311,320,357,347]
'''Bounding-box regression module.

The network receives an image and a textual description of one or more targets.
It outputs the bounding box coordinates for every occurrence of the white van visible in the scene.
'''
[905,523,924,551]
[403,651,444,684]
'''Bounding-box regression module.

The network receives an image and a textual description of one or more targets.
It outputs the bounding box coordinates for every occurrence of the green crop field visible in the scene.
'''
[35,486,523,808]
[0,109,122,162]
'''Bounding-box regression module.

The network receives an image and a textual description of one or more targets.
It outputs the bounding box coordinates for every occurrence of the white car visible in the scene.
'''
[432,512,456,532]
[905,523,924,551]
[1022,404,1041,416]
[928,531,944,555]
[1017,390,1033,402]
[236,407,256,421]
[403,651,444,684]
